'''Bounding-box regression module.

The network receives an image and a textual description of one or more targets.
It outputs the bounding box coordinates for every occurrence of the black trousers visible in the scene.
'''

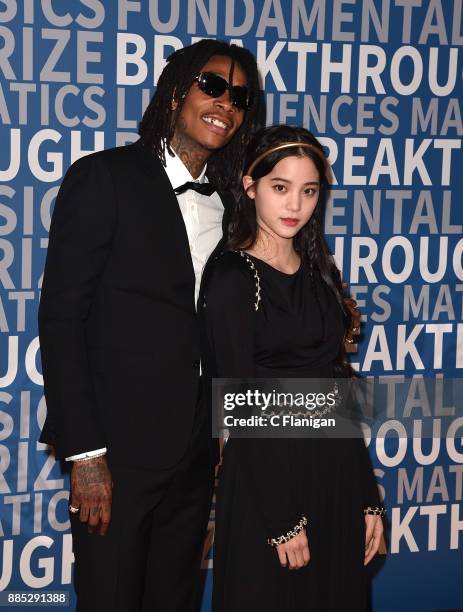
[69,397,215,612]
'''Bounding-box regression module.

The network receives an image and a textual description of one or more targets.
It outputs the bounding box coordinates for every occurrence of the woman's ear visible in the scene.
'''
[242,175,255,199]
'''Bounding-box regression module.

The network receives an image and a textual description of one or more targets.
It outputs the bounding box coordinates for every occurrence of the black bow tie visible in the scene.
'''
[174,181,216,196]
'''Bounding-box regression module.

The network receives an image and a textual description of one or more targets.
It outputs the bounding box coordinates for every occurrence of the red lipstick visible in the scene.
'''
[280,218,299,227]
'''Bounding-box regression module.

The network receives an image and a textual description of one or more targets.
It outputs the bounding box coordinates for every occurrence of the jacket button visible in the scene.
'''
[192,360,200,369]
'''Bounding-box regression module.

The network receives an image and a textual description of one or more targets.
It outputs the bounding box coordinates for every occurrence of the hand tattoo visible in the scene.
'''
[75,459,110,488]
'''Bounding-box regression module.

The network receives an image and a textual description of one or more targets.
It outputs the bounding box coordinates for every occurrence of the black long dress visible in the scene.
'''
[200,250,381,612]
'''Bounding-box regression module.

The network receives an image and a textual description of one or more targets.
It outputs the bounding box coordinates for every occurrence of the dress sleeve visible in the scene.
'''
[358,437,382,508]
[204,254,306,541]
[203,255,255,379]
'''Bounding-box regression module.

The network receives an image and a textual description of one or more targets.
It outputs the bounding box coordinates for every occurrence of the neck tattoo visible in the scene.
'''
[170,124,209,179]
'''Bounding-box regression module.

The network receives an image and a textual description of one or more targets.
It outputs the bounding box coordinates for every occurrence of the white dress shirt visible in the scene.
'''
[163,147,224,305]
[65,146,224,461]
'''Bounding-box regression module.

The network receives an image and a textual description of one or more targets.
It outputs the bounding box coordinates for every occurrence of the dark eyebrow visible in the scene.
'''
[271,178,320,186]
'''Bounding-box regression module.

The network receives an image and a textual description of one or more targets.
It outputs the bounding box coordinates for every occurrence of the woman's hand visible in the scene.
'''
[342,282,361,351]
[276,529,310,570]
[364,515,383,565]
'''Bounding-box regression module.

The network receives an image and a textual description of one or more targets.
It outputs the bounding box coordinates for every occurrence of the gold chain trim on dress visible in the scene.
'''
[236,250,261,311]
[267,515,308,547]
[363,506,386,517]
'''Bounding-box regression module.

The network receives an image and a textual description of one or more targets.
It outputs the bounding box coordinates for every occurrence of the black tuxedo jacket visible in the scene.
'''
[38,140,233,469]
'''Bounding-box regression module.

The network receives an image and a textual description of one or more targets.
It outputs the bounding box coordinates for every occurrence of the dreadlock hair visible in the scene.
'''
[227,124,353,376]
[138,39,261,192]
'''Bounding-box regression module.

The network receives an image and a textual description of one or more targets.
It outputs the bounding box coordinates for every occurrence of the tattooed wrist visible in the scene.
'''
[73,456,110,487]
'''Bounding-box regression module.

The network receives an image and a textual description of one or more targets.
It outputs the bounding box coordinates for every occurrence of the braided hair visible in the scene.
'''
[138,39,261,192]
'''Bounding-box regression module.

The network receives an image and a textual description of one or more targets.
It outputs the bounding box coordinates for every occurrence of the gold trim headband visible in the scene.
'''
[245,142,327,176]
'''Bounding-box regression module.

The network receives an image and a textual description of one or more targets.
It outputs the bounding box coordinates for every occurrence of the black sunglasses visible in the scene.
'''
[194,72,252,111]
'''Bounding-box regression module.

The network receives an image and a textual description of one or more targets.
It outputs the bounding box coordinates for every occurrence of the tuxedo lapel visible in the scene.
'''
[133,140,196,292]
[133,140,238,312]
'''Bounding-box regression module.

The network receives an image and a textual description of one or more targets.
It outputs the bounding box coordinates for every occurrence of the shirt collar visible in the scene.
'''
[162,142,208,190]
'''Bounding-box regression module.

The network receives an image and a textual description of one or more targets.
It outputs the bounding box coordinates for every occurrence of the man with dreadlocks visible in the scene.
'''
[38,40,261,611]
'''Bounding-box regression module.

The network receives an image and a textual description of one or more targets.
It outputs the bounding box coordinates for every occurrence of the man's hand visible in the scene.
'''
[342,282,361,351]
[275,529,310,570]
[364,515,383,565]
[70,455,113,535]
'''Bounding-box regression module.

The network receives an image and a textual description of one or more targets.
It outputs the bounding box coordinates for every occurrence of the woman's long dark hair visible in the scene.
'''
[227,124,353,375]
[138,39,261,191]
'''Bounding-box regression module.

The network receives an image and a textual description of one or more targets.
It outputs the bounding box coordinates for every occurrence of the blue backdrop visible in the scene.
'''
[0,1,462,610]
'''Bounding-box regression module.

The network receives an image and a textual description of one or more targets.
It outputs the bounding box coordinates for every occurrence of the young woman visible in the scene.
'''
[200,125,385,611]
